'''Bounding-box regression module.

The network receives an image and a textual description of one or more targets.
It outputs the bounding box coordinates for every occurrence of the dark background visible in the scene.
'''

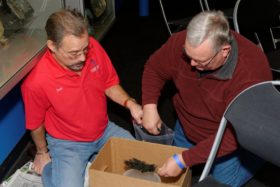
[1,0,280,186]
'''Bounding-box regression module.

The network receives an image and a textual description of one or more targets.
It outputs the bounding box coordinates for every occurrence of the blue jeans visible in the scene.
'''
[173,120,264,187]
[42,121,134,187]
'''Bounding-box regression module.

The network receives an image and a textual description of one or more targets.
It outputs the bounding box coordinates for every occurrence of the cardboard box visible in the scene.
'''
[89,137,191,187]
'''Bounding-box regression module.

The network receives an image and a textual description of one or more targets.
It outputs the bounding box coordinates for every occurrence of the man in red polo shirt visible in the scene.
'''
[21,9,143,187]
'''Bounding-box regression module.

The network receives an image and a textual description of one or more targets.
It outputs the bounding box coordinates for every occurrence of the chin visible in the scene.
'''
[196,67,205,71]
[71,68,83,72]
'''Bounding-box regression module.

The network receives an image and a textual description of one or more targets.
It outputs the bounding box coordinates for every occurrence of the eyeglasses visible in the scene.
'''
[183,47,220,66]
[60,46,89,60]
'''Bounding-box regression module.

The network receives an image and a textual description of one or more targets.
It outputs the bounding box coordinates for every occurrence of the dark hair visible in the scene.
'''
[45,9,88,47]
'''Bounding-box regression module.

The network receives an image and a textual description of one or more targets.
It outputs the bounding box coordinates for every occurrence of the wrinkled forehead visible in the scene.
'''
[184,38,215,57]
[59,33,89,50]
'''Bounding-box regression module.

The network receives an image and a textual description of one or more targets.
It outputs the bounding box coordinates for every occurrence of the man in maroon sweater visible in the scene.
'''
[142,11,272,186]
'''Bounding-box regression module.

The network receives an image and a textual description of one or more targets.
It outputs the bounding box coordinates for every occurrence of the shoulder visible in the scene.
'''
[173,30,186,38]
[22,52,52,89]
[233,31,269,67]
[167,30,186,45]
[154,30,186,56]
[232,33,272,81]
[89,36,103,50]
[88,36,108,56]
[89,36,98,45]
[233,31,265,56]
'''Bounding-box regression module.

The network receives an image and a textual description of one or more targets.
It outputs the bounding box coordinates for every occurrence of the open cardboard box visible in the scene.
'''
[89,137,191,187]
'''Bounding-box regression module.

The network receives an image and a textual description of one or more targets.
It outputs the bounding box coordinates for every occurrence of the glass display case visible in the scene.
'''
[0,0,63,100]
[85,0,116,40]
[64,0,116,41]
[0,0,116,100]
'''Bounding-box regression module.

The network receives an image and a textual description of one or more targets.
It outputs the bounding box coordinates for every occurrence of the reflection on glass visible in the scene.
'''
[91,0,106,18]
[6,0,34,20]
[0,19,7,46]
[0,0,34,42]
[0,0,62,99]
[85,0,115,40]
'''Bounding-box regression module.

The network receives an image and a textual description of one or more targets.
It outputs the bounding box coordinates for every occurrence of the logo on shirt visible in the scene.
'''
[90,59,99,73]
[56,87,63,93]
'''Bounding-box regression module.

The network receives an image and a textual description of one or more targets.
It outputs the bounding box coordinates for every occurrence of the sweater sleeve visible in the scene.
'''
[182,75,273,167]
[182,125,238,167]
[142,31,186,105]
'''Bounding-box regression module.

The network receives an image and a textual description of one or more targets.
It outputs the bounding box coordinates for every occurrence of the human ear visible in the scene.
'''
[47,40,57,52]
[221,44,231,57]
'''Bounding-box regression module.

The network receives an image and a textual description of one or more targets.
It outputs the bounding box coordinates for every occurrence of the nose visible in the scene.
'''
[77,53,86,62]
[190,59,198,66]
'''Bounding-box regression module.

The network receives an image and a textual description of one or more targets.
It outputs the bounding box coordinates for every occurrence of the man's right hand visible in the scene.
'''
[30,125,51,175]
[142,104,162,135]
[33,152,51,175]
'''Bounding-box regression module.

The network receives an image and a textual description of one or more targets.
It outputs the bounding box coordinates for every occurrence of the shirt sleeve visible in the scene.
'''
[21,80,49,130]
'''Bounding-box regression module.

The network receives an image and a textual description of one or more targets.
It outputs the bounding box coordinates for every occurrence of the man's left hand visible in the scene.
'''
[157,154,185,177]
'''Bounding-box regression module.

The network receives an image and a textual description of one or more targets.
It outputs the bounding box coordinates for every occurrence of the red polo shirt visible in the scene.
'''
[21,37,119,141]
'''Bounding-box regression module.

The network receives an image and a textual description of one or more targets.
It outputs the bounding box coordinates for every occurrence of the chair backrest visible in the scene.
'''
[202,0,237,17]
[233,0,280,52]
[200,0,237,28]
[199,81,280,181]
[158,0,203,35]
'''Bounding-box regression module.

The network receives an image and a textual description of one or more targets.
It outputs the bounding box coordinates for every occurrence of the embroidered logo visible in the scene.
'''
[56,87,63,93]
[90,59,99,72]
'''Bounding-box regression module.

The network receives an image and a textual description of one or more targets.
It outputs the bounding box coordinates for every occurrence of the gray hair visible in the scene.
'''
[186,11,232,52]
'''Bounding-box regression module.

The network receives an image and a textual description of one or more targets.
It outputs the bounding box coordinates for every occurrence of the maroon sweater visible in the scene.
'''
[142,30,272,166]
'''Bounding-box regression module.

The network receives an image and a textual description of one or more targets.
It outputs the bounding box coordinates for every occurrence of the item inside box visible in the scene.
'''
[123,158,161,183]
[123,169,161,183]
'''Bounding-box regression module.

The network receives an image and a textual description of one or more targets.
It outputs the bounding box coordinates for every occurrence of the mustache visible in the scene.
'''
[72,61,85,67]
[67,61,85,72]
